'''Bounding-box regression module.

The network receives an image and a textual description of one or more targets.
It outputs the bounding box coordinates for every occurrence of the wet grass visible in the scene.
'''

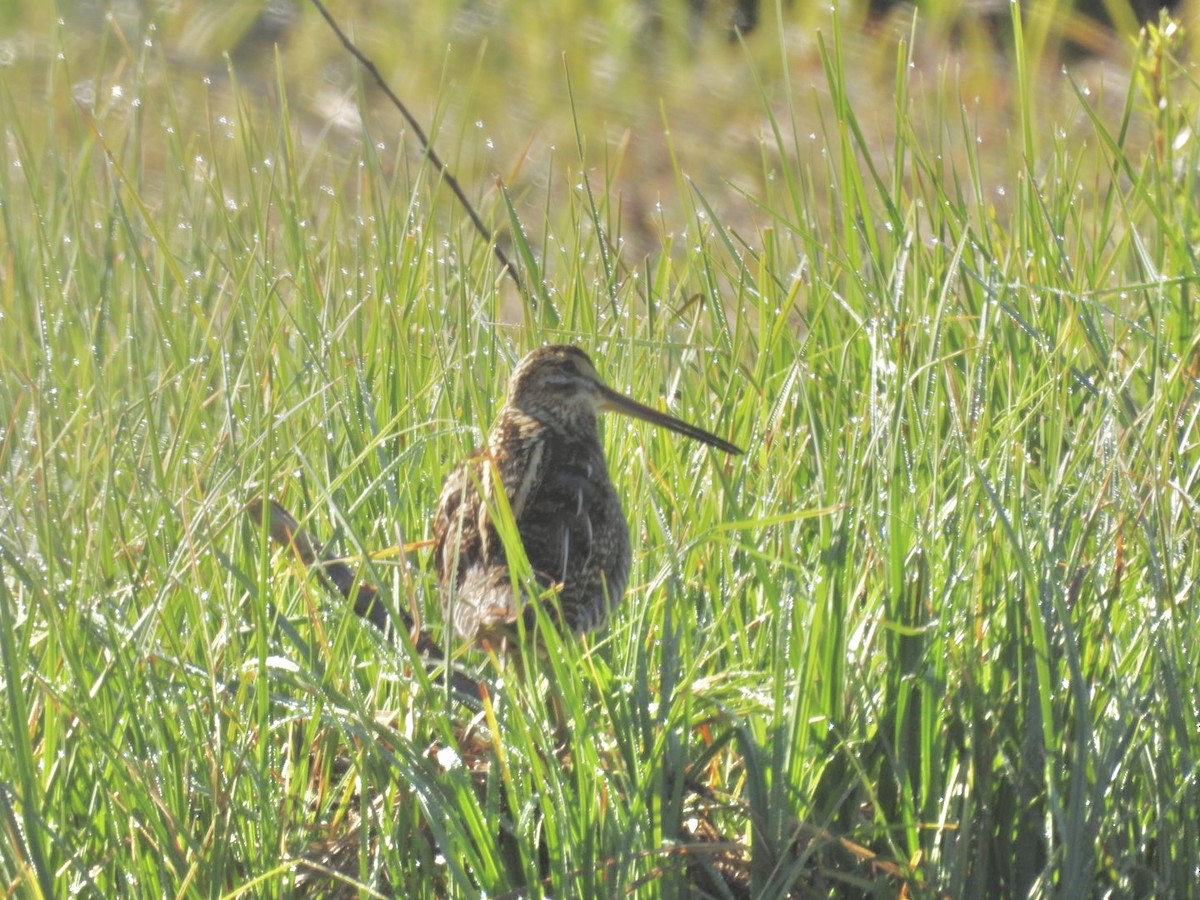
[1,1,1199,896]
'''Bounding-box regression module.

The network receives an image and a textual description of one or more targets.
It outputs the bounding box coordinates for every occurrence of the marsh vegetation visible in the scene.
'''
[1,0,1197,895]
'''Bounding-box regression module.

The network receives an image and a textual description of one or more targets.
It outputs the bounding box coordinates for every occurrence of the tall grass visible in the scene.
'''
[1,1,1198,896]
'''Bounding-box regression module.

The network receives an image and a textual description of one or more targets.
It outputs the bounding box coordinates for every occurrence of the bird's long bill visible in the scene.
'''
[599,385,743,455]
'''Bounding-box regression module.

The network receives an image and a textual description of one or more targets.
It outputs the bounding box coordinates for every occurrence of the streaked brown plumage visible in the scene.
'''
[432,345,742,644]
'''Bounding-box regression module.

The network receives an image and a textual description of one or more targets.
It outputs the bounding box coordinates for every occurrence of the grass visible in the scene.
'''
[2,0,1199,896]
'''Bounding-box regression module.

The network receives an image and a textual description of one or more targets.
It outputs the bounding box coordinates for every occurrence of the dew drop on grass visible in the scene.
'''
[435,746,461,771]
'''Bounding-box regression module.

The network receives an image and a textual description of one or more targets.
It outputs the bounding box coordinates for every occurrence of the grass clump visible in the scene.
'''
[1,2,1198,897]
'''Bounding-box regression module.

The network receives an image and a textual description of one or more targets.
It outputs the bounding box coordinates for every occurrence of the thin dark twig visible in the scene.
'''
[308,0,524,293]
[247,497,486,708]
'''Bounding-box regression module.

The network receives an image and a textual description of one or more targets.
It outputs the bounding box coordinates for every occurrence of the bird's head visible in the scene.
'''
[505,345,742,454]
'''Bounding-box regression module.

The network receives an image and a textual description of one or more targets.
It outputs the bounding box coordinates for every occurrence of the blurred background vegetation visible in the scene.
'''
[0,0,1175,278]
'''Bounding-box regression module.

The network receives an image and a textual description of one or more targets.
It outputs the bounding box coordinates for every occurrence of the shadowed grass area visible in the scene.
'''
[1,1,1198,896]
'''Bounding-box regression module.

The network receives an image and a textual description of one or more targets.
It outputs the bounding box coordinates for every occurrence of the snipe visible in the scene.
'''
[433,345,741,644]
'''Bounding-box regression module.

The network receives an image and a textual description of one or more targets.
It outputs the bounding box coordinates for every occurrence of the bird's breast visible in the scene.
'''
[519,444,628,588]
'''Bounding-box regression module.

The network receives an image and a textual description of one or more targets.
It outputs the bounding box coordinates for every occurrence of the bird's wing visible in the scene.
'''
[432,460,480,588]
[432,416,550,588]
[482,414,549,523]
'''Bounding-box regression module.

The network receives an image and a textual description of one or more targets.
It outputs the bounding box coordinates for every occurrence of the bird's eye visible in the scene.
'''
[543,360,581,389]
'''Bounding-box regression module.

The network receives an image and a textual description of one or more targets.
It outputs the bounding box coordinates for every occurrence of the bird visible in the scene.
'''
[432,344,742,645]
